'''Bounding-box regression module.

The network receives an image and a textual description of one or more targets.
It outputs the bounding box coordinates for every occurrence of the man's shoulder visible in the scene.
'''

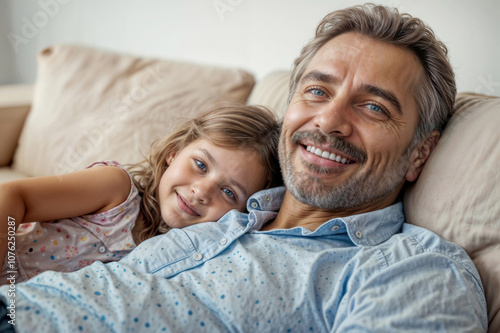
[387,223,481,279]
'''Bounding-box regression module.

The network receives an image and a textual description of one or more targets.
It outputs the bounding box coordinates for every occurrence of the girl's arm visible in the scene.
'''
[0,165,131,267]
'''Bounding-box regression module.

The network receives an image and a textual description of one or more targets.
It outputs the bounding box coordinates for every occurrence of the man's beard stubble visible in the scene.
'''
[279,130,413,211]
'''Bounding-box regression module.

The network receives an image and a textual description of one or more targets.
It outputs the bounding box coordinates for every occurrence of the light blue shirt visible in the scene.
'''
[0,187,487,332]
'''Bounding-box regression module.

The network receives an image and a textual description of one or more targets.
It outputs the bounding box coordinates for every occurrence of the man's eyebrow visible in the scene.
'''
[361,83,402,115]
[299,70,340,86]
[199,148,248,198]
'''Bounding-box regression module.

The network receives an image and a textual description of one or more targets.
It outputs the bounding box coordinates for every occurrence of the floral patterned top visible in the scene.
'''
[1,161,141,283]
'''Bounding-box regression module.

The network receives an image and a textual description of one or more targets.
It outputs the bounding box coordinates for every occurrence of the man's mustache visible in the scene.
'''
[291,130,367,163]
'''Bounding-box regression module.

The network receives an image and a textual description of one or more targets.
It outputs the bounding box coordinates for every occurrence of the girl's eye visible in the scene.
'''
[195,159,207,172]
[222,188,236,200]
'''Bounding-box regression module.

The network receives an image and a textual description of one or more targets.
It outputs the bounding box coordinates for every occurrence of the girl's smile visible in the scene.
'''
[176,192,200,217]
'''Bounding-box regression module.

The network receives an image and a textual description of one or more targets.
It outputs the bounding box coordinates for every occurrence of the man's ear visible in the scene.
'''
[405,131,440,182]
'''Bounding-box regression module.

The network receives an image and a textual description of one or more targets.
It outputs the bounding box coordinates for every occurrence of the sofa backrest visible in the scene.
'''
[247,70,289,118]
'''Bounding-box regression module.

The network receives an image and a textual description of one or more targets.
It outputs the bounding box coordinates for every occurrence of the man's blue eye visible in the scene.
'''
[311,89,325,96]
[367,104,383,112]
[222,188,235,199]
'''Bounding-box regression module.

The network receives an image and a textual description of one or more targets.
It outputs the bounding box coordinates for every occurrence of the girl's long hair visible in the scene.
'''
[128,102,282,243]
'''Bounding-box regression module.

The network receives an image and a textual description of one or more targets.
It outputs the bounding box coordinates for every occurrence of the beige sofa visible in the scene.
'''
[1,44,499,332]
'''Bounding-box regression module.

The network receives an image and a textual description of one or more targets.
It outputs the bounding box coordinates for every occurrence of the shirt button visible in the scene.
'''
[192,252,203,261]
[98,246,106,253]
[331,225,339,231]
[355,231,363,238]
[251,202,258,209]
[265,196,270,201]
[219,238,227,245]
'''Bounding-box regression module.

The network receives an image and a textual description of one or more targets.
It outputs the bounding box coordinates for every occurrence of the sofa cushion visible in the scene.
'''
[12,44,255,177]
[248,70,289,118]
[404,92,500,332]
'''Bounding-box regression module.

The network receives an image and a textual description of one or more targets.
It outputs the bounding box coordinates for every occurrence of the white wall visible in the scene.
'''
[1,0,500,96]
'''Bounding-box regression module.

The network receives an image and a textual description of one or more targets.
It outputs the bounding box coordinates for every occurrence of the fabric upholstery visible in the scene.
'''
[248,70,289,118]
[0,85,33,166]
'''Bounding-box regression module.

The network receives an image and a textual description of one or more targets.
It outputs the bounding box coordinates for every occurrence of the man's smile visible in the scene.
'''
[291,130,366,164]
[305,145,355,164]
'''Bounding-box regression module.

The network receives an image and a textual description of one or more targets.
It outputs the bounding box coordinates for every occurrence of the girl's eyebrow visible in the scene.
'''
[198,148,248,199]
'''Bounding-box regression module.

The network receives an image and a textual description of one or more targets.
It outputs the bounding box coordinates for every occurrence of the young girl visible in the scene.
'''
[0,103,282,283]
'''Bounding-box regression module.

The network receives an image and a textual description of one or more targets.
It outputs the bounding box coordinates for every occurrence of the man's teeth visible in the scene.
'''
[306,145,352,164]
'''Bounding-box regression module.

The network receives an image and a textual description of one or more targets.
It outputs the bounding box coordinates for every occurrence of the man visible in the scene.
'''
[0,4,487,332]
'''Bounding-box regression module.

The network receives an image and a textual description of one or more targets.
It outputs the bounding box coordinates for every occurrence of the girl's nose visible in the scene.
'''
[191,180,216,204]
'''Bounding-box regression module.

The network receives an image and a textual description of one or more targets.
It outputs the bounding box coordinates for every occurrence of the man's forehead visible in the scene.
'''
[307,32,422,78]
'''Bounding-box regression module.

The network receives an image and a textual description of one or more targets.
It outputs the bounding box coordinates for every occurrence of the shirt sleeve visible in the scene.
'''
[333,252,488,332]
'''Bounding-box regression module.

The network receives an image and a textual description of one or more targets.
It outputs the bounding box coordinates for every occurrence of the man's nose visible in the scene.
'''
[191,180,217,204]
[313,98,353,137]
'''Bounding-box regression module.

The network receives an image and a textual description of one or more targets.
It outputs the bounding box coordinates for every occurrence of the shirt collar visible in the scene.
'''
[246,186,286,212]
[338,202,404,246]
[247,187,405,246]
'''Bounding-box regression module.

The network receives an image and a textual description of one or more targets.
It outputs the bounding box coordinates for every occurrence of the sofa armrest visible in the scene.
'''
[0,84,34,166]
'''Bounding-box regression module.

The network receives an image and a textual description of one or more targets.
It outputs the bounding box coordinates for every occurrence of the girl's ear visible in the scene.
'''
[264,175,273,189]
[405,131,440,182]
[166,152,176,166]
